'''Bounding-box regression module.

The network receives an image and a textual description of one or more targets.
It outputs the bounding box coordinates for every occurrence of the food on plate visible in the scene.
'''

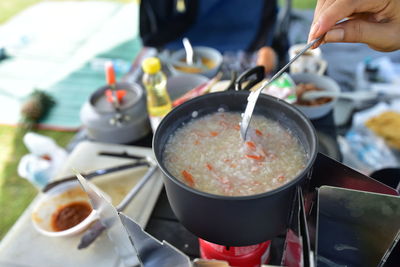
[365,111,400,149]
[51,201,92,231]
[163,111,307,196]
[175,57,216,73]
[295,83,332,106]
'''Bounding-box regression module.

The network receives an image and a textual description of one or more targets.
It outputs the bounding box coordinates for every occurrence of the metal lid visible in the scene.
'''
[90,82,143,113]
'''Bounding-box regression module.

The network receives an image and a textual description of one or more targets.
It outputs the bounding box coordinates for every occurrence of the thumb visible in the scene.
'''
[324,19,400,52]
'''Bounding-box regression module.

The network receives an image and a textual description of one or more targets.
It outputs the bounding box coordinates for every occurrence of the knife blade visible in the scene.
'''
[78,162,158,249]
[76,172,142,266]
[42,160,149,193]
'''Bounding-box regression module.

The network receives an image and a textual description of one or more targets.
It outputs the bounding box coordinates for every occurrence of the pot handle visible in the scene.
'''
[224,70,238,91]
[234,66,265,91]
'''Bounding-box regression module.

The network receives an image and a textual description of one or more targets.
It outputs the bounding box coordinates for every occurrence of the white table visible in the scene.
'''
[0,141,164,267]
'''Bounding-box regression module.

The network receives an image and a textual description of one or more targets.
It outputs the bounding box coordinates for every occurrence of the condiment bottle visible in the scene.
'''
[141,57,172,132]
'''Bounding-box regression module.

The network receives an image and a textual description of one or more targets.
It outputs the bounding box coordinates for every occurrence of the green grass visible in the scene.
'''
[292,0,317,9]
[0,125,75,239]
[0,0,134,241]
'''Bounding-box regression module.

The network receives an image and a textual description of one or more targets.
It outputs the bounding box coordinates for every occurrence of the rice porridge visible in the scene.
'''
[163,111,307,196]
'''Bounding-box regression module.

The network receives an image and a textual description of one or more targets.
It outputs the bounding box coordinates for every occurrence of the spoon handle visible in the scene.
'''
[182,37,194,65]
[240,37,322,140]
[269,37,322,85]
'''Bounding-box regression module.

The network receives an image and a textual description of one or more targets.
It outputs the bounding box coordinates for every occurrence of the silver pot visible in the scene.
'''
[80,82,150,144]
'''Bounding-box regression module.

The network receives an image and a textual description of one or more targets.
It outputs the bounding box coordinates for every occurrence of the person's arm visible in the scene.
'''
[308,0,400,52]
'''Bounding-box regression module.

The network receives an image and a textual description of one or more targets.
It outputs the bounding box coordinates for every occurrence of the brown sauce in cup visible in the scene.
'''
[51,201,92,231]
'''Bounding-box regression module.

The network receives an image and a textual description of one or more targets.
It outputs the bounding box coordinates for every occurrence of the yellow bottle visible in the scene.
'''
[142,57,172,132]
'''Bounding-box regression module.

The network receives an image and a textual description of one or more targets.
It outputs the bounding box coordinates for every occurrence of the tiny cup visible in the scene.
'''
[289,44,327,75]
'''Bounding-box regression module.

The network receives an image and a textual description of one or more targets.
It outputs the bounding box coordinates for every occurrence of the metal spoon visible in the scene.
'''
[182,37,203,68]
[182,37,195,65]
[302,90,400,102]
[240,37,322,140]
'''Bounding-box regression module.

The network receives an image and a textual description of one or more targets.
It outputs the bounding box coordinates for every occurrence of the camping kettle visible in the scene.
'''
[80,82,150,144]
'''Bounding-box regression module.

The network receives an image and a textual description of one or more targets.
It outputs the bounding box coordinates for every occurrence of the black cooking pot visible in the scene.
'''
[153,90,318,246]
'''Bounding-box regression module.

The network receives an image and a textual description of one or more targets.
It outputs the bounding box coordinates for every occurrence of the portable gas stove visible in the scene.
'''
[144,152,400,266]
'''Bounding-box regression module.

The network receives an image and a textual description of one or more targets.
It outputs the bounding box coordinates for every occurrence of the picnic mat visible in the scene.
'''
[0,1,142,130]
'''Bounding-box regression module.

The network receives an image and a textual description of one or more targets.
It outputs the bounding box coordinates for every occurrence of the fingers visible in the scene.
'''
[308,0,330,43]
[310,0,329,28]
[308,0,390,46]
[323,19,400,52]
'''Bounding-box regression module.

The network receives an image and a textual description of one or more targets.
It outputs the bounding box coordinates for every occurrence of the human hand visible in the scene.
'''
[308,0,400,52]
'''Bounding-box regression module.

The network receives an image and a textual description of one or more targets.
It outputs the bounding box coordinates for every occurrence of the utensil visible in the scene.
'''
[302,90,400,102]
[153,91,317,246]
[105,62,132,126]
[182,37,196,66]
[78,160,158,249]
[42,160,148,193]
[240,37,322,140]
[76,173,141,266]
[105,61,121,110]
[172,72,222,107]
[77,166,192,267]
[98,151,146,160]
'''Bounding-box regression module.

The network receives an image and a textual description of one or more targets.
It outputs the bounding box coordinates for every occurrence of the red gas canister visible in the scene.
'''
[199,238,271,267]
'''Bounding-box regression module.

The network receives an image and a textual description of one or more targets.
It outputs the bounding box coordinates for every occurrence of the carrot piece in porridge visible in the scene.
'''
[245,141,257,150]
[245,154,265,161]
[182,170,195,187]
[206,163,213,171]
[277,175,286,183]
[210,131,219,137]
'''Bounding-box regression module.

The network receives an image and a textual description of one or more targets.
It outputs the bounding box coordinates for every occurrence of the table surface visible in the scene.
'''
[2,116,399,266]
[0,113,341,267]
[0,141,164,267]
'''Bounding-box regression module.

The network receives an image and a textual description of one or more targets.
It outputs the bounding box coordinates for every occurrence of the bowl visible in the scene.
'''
[168,46,223,78]
[291,73,340,119]
[166,73,209,101]
[31,180,106,237]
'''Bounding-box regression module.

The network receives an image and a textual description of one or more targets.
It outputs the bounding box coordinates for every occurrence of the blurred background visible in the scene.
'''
[0,0,316,241]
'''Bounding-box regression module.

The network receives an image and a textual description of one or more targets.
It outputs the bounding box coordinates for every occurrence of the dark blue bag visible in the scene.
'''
[140,0,278,52]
